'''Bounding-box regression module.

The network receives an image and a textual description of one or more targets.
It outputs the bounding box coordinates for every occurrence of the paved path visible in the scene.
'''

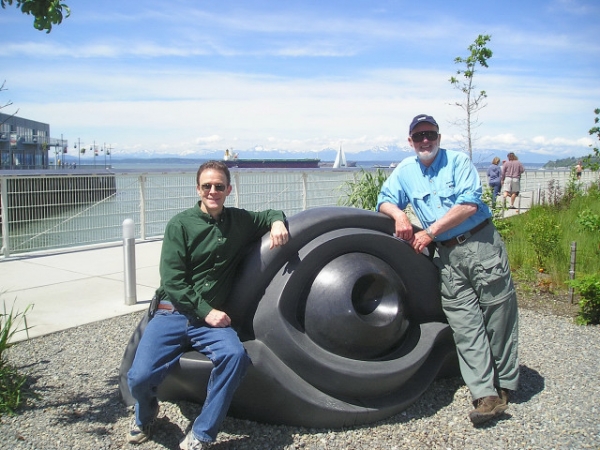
[1,240,162,342]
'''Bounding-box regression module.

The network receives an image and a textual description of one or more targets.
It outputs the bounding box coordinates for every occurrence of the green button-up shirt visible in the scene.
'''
[155,203,286,319]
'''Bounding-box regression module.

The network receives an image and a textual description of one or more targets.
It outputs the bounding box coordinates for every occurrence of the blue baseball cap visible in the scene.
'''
[409,114,439,134]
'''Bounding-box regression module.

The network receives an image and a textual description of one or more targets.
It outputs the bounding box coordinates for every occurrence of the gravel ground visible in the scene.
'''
[1,307,599,450]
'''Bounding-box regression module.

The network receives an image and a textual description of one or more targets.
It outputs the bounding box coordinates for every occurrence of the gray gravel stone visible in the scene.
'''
[1,309,599,449]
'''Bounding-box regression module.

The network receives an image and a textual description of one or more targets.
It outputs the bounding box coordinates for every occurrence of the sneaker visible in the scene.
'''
[127,406,159,444]
[179,431,211,450]
[468,395,508,425]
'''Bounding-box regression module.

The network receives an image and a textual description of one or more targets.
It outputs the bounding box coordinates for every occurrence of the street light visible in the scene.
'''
[75,137,83,168]
[106,144,113,168]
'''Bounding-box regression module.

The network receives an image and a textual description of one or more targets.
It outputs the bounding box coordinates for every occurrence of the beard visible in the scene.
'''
[416,145,439,162]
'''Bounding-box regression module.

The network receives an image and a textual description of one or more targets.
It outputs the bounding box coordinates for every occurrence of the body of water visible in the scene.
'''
[109,158,549,172]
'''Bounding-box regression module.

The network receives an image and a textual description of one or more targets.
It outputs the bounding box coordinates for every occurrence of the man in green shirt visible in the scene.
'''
[126,161,289,449]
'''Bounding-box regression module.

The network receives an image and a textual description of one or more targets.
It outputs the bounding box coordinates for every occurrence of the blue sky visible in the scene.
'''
[1,0,599,163]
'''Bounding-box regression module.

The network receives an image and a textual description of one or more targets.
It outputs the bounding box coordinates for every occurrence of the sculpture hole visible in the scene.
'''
[352,274,399,325]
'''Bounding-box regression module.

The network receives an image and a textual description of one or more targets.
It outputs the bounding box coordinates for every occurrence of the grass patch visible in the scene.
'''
[0,301,33,415]
[504,184,600,287]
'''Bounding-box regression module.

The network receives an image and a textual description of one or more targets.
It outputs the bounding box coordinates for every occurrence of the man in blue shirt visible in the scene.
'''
[377,114,519,425]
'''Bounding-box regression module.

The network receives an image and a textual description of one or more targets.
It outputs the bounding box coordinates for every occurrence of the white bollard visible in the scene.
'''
[123,218,137,305]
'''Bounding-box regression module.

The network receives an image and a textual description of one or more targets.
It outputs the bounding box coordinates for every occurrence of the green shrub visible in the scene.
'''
[577,208,600,233]
[563,168,583,206]
[0,301,33,415]
[0,363,28,415]
[482,186,512,241]
[541,179,563,208]
[523,212,562,269]
[339,168,389,211]
[567,274,600,325]
[587,181,600,199]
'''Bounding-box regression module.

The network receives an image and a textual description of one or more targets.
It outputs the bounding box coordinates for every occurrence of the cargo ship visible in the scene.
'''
[222,149,320,169]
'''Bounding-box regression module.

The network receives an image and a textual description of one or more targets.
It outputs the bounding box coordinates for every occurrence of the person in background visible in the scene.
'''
[487,157,502,208]
[377,114,519,426]
[126,160,289,449]
[501,152,525,209]
[575,161,583,180]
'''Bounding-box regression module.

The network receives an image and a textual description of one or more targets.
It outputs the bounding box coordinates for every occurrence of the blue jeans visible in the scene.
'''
[127,310,251,443]
[489,182,501,207]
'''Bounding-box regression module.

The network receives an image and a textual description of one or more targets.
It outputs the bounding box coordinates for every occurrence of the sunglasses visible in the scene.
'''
[200,183,227,192]
[411,130,439,143]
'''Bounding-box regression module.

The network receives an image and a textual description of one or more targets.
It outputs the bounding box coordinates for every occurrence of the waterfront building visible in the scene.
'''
[0,112,67,169]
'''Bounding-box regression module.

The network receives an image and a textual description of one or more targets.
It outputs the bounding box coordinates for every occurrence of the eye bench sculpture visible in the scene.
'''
[119,207,458,428]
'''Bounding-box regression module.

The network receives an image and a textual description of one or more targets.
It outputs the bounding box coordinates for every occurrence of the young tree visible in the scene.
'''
[583,108,600,172]
[1,80,19,124]
[1,81,14,111]
[449,34,493,161]
[1,0,70,33]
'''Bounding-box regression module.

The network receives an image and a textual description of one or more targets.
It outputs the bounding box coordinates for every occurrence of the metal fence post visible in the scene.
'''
[569,241,577,304]
[123,218,137,305]
[302,172,308,211]
[139,175,147,240]
[1,177,9,257]
[233,172,240,208]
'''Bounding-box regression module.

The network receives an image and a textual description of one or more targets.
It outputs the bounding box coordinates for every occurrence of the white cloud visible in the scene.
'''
[3,0,599,164]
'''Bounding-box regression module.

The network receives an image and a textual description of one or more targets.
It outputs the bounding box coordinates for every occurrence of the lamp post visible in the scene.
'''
[77,137,81,168]
[108,144,113,167]
[60,133,64,169]
[54,140,58,169]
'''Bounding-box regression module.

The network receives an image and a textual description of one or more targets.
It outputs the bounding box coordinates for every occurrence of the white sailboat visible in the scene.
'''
[332,144,348,168]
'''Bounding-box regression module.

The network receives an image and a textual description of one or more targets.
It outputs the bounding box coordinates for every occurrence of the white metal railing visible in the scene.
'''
[0,169,360,257]
[0,167,596,258]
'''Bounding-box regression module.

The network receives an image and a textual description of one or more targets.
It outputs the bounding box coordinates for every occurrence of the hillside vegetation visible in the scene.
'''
[543,156,599,169]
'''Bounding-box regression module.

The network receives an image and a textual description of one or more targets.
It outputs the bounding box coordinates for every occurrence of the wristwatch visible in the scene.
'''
[425,227,436,240]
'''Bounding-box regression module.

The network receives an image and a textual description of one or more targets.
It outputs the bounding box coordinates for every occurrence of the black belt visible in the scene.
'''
[439,219,491,248]
[157,301,176,312]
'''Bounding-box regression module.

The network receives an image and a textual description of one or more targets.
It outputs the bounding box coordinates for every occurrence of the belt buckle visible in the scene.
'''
[456,234,467,244]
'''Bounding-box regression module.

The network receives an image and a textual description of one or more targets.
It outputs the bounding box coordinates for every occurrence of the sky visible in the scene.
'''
[1,0,599,163]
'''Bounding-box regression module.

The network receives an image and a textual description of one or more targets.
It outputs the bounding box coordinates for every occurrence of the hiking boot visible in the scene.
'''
[179,431,211,450]
[127,406,159,444]
[498,388,510,406]
[468,395,508,425]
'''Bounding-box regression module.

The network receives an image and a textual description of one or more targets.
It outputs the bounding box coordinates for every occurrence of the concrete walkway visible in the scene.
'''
[1,240,162,343]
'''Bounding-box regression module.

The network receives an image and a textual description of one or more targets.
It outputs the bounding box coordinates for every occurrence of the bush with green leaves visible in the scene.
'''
[567,274,600,325]
[587,180,600,199]
[0,301,32,415]
[577,208,600,233]
[481,185,512,241]
[562,168,585,206]
[541,179,564,208]
[523,211,562,268]
[339,169,389,211]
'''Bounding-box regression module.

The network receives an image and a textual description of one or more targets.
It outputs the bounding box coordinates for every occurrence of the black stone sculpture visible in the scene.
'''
[119,206,458,428]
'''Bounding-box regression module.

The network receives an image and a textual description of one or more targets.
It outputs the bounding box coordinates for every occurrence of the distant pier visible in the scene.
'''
[0,171,117,226]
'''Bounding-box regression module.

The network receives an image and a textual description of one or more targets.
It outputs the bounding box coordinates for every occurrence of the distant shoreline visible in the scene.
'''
[105,157,551,171]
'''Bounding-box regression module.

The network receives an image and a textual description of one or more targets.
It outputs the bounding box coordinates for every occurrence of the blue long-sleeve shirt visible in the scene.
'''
[377,149,491,242]
[487,164,501,185]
